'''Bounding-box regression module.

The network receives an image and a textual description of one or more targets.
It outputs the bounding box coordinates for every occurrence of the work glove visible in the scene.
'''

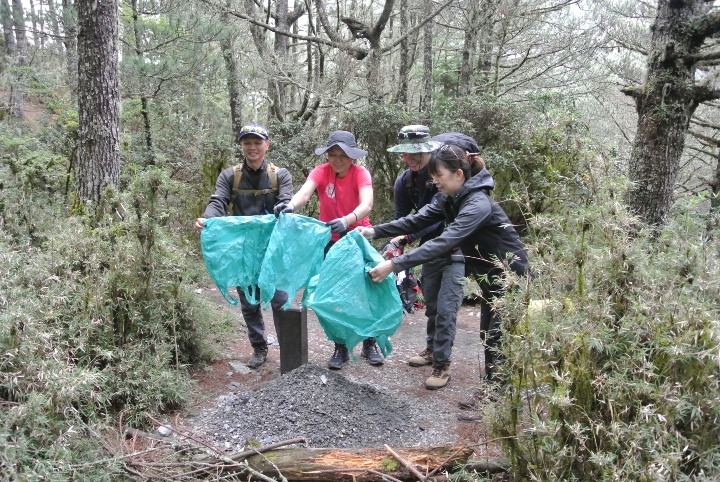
[273,202,294,217]
[326,217,349,234]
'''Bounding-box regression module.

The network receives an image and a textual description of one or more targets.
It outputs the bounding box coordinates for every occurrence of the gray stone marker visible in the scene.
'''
[276,306,308,374]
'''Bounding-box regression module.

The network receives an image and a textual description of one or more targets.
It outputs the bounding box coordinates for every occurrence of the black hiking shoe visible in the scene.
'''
[246,346,268,369]
[360,339,384,366]
[327,344,349,370]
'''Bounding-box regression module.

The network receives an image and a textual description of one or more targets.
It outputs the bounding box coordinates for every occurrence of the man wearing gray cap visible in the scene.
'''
[195,123,294,369]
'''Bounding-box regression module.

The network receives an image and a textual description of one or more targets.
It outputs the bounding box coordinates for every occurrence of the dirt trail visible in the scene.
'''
[181,285,501,459]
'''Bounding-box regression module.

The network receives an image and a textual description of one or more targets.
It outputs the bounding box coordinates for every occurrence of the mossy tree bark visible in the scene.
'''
[0,0,16,56]
[625,0,720,226]
[76,0,119,202]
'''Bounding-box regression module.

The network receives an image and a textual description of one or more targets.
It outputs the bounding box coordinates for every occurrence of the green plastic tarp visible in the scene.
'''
[306,230,403,356]
[257,213,332,309]
[200,215,277,305]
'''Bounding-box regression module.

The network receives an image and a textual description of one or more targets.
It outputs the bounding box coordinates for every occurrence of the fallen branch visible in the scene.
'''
[242,445,473,481]
[384,444,426,481]
[196,437,308,465]
[304,468,405,482]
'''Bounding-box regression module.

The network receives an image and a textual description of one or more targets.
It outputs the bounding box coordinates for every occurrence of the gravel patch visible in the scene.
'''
[190,363,459,451]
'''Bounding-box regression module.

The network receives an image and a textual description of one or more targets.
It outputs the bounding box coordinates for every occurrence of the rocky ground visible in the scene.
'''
[177,285,501,461]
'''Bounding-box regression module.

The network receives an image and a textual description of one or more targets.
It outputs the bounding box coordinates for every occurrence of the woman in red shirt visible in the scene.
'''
[274,130,382,369]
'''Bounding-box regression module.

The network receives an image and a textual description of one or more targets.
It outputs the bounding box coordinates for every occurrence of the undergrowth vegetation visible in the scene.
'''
[490,164,720,481]
[0,126,223,479]
[2,89,719,480]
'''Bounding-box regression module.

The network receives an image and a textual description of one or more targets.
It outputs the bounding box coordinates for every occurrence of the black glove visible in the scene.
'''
[326,217,349,234]
[273,202,294,217]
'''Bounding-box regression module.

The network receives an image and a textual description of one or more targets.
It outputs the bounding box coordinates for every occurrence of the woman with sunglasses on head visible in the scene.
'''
[357,145,529,401]
[274,130,385,370]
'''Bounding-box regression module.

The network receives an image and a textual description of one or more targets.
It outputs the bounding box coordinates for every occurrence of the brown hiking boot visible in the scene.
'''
[408,348,433,367]
[458,389,484,410]
[425,364,451,390]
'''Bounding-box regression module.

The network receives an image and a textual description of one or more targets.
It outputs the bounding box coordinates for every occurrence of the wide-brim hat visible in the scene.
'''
[314,130,368,159]
[387,124,442,154]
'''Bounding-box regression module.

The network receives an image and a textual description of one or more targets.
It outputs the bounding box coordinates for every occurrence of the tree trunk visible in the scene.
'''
[10,0,27,119]
[76,0,119,202]
[270,0,289,121]
[27,0,38,47]
[130,0,155,165]
[221,0,243,157]
[225,445,475,480]
[459,0,484,96]
[419,0,432,123]
[394,0,409,105]
[365,46,382,104]
[1,0,16,56]
[47,0,62,50]
[712,147,720,213]
[61,0,78,104]
[626,0,710,225]
[36,0,45,48]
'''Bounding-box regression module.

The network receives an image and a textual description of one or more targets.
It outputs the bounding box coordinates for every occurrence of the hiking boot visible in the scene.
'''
[425,364,451,390]
[408,348,433,367]
[327,344,349,370]
[246,346,268,369]
[458,389,484,410]
[361,339,384,366]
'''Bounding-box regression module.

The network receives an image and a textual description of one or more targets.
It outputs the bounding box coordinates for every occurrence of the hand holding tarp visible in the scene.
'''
[326,217,349,234]
[273,202,294,217]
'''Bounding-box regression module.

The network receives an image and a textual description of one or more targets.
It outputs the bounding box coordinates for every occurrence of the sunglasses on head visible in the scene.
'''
[241,125,269,136]
[397,131,429,140]
[439,143,464,161]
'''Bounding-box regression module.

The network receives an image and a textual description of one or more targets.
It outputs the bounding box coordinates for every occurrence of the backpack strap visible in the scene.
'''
[403,170,419,211]
[227,163,244,214]
[227,162,280,213]
[267,162,278,191]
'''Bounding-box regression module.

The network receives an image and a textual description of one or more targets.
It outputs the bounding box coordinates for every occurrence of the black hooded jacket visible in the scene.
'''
[373,169,529,286]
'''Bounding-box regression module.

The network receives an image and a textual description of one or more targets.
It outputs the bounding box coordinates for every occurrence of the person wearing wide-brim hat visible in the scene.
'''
[361,143,528,398]
[381,125,466,390]
[387,124,443,154]
[273,130,384,369]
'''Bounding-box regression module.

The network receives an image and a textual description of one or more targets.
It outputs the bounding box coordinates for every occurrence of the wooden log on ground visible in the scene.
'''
[238,445,475,481]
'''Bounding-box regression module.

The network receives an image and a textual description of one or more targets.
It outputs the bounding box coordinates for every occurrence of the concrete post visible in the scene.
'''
[275,306,308,374]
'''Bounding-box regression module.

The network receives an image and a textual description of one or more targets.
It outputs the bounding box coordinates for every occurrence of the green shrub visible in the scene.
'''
[0,152,220,477]
[489,172,720,480]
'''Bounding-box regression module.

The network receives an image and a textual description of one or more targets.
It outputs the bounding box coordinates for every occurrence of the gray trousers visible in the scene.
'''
[420,253,465,367]
[237,287,289,348]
